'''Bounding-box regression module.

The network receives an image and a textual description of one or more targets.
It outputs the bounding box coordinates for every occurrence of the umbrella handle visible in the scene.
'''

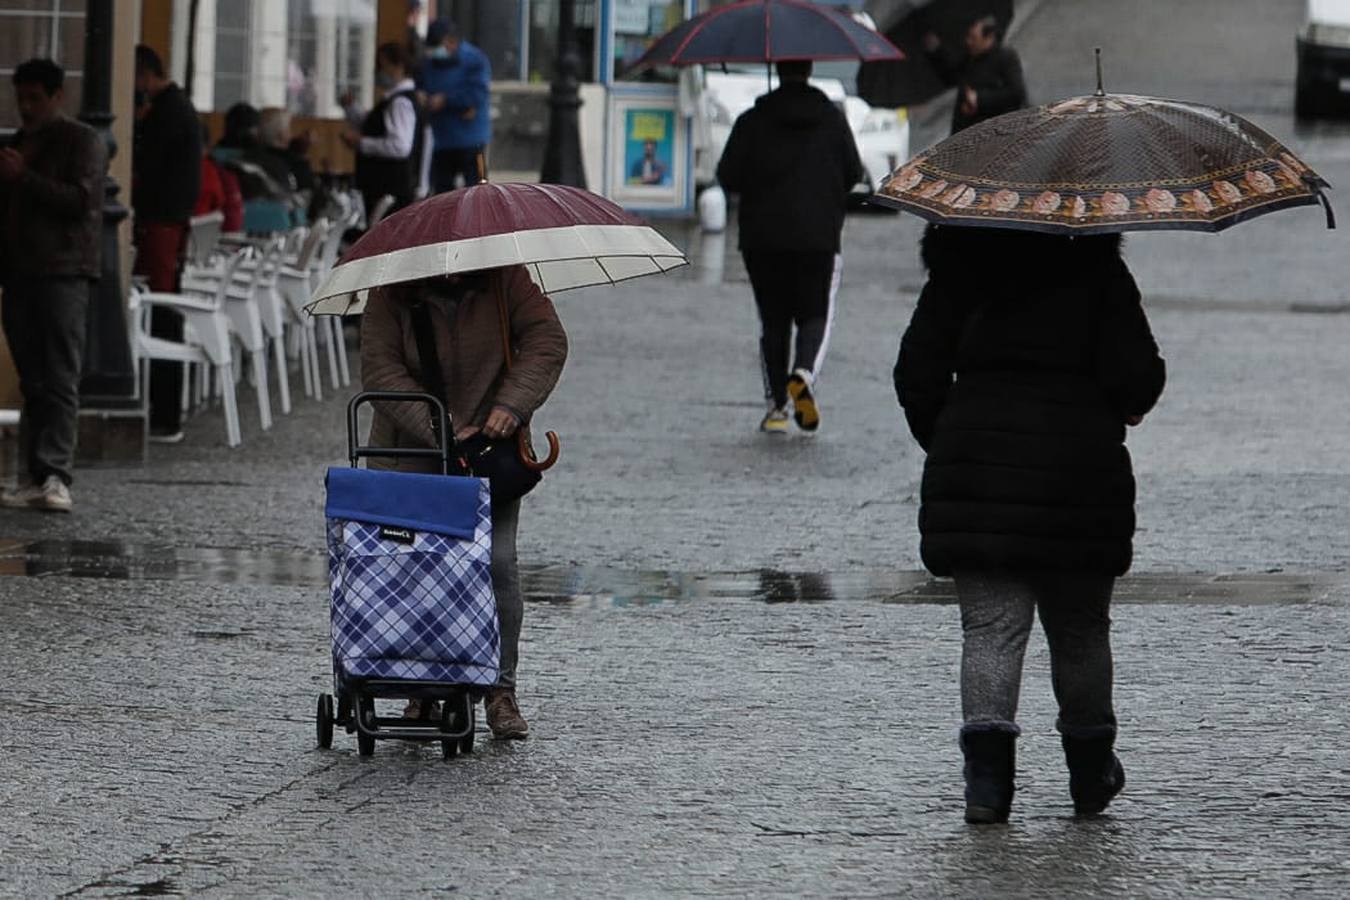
[518,429,560,472]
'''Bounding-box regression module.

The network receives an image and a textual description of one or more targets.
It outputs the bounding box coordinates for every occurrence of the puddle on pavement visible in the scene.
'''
[0,537,1342,606]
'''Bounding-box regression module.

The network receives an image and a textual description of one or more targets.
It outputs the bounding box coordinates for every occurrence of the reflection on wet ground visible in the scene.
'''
[0,537,1342,606]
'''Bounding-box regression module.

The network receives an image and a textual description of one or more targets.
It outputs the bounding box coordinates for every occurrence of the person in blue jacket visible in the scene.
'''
[419,18,491,193]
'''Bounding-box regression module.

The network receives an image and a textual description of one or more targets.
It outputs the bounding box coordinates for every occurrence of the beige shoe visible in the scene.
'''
[759,406,790,434]
[485,688,529,740]
[38,476,72,513]
[0,477,40,509]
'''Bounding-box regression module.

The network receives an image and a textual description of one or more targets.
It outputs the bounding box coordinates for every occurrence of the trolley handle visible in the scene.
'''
[347,391,455,475]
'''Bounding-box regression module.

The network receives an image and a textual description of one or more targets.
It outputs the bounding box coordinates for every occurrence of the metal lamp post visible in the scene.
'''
[78,1,135,403]
[540,0,587,187]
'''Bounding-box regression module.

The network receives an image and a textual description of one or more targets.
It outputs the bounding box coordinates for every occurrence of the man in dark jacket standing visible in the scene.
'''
[132,44,202,442]
[717,60,863,435]
[0,59,105,512]
[926,14,1027,134]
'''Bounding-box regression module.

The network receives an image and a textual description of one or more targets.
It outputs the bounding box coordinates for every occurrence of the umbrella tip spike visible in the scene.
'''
[1094,48,1105,96]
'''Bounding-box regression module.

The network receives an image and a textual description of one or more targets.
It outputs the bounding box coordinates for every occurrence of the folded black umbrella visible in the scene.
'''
[858,0,1014,108]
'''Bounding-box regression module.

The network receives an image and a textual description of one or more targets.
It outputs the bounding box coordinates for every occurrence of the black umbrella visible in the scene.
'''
[629,0,904,70]
[857,0,1014,108]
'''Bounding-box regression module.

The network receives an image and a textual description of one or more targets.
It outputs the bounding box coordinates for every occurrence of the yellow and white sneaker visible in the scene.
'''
[759,406,791,434]
[787,369,820,433]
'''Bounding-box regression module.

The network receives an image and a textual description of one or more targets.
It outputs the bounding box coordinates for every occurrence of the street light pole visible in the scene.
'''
[540,0,587,188]
[78,0,135,403]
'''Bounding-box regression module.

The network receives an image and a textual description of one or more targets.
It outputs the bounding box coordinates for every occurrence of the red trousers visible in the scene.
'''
[133,220,187,292]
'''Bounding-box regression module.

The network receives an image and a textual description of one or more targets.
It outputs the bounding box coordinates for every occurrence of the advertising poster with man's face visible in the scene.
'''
[624,108,675,188]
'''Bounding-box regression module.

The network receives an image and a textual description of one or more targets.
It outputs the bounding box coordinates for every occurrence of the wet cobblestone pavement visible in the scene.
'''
[5,0,1350,895]
[3,573,1349,897]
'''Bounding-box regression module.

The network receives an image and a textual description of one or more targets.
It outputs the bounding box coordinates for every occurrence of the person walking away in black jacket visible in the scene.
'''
[133,44,202,443]
[0,59,105,512]
[895,225,1165,824]
[925,14,1027,134]
[342,42,425,219]
[717,60,863,435]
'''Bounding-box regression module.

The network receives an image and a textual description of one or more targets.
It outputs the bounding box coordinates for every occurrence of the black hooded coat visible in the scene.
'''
[716,82,864,253]
[895,225,1166,577]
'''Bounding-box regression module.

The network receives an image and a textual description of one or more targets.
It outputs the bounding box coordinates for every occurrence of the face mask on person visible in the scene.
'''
[428,45,451,60]
[375,70,397,90]
[133,89,148,108]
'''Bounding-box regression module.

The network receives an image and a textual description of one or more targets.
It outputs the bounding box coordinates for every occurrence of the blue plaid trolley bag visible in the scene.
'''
[315,391,499,759]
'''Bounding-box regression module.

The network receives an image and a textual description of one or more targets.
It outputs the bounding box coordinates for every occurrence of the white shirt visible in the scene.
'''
[359,78,417,160]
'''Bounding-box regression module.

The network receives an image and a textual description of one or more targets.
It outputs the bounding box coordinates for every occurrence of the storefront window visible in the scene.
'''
[526,0,597,84]
[0,0,86,128]
[213,0,252,111]
[198,0,373,116]
[285,0,375,118]
[613,0,683,80]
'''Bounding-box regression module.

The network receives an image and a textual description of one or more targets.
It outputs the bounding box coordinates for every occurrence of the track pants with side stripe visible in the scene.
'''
[743,249,840,409]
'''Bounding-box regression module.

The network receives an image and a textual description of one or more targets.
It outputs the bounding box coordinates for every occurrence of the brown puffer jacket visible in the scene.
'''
[359,265,568,474]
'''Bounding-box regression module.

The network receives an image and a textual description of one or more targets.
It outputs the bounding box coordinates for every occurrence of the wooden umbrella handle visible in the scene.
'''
[519,429,560,472]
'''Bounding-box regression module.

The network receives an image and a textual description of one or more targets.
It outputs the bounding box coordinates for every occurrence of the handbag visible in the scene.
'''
[409,296,542,504]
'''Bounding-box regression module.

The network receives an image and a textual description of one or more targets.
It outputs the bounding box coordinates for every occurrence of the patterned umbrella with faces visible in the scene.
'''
[873,59,1334,235]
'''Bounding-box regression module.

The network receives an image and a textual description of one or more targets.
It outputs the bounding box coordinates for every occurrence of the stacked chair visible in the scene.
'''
[127,191,385,448]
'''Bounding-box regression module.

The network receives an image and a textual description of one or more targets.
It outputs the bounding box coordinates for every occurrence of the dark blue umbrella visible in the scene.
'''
[630,0,904,69]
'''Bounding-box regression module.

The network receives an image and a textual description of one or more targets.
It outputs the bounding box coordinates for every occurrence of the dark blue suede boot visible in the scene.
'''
[1061,723,1126,816]
[960,723,1019,824]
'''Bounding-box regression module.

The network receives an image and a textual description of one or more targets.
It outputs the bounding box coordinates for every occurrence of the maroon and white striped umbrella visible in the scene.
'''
[307,182,686,316]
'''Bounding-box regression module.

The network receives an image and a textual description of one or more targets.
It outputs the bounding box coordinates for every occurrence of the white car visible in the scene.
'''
[1296,0,1350,117]
[695,69,910,198]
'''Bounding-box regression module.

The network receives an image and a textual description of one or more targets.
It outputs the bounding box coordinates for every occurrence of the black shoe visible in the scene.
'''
[1061,724,1126,816]
[961,724,1018,824]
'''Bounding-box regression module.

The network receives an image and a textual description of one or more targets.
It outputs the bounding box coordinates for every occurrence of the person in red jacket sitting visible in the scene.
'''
[193,123,243,233]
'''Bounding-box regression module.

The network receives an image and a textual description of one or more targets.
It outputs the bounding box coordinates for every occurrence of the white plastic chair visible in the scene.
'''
[312,202,359,389]
[186,211,225,267]
[182,241,281,432]
[367,193,396,227]
[276,220,331,401]
[133,248,251,447]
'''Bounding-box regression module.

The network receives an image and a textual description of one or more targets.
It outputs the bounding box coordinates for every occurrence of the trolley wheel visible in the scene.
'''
[315,693,334,749]
[356,695,376,757]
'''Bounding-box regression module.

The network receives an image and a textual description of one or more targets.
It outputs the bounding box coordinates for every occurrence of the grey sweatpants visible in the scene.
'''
[953,571,1117,732]
[491,497,523,690]
[1,276,89,486]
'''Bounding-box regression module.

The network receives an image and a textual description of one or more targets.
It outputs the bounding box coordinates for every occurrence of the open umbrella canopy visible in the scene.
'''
[630,0,904,69]
[307,183,687,316]
[873,91,1334,234]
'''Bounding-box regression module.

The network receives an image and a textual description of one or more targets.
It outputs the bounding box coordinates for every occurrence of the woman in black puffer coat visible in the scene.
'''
[895,224,1165,825]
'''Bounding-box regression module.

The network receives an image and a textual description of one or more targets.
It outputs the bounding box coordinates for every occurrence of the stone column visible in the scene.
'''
[77,0,145,464]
